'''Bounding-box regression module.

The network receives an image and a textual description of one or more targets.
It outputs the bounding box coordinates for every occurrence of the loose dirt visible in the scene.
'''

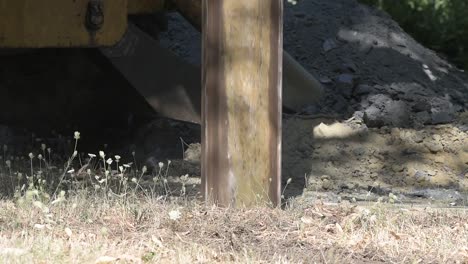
[156,0,468,204]
[160,0,468,128]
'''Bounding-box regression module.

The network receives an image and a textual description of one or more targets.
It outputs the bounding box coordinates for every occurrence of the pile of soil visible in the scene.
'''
[160,0,468,129]
[156,0,468,203]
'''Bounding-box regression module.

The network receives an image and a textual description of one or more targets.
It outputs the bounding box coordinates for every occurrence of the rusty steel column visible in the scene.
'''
[202,0,282,207]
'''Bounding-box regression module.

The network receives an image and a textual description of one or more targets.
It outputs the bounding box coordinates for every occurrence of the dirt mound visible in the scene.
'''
[154,0,468,203]
[282,114,468,200]
[159,0,468,128]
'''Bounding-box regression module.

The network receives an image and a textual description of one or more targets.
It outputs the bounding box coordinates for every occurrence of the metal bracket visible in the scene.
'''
[86,0,104,31]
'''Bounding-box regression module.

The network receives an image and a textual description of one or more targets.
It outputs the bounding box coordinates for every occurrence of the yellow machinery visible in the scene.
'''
[0,0,166,47]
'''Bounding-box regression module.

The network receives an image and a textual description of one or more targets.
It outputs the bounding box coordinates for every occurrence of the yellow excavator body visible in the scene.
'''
[0,0,166,47]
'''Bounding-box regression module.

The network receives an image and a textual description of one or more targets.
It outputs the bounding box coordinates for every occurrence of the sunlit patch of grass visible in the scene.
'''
[0,193,467,263]
[0,131,467,263]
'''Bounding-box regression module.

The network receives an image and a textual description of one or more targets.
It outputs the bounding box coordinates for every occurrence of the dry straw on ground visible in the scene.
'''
[0,131,466,263]
[0,192,467,264]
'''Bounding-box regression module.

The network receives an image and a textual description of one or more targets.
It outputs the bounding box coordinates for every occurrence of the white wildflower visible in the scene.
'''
[74,131,80,140]
[181,174,189,182]
[168,210,181,221]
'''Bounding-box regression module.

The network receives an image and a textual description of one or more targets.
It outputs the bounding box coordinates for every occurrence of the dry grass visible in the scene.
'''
[0,132,467,263]
[0,191,467,264]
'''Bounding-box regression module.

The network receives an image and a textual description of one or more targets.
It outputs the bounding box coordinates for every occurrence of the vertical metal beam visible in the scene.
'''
[202,0,282,207]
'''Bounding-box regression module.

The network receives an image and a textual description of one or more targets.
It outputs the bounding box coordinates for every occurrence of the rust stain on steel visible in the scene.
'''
[202,0,282,207]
